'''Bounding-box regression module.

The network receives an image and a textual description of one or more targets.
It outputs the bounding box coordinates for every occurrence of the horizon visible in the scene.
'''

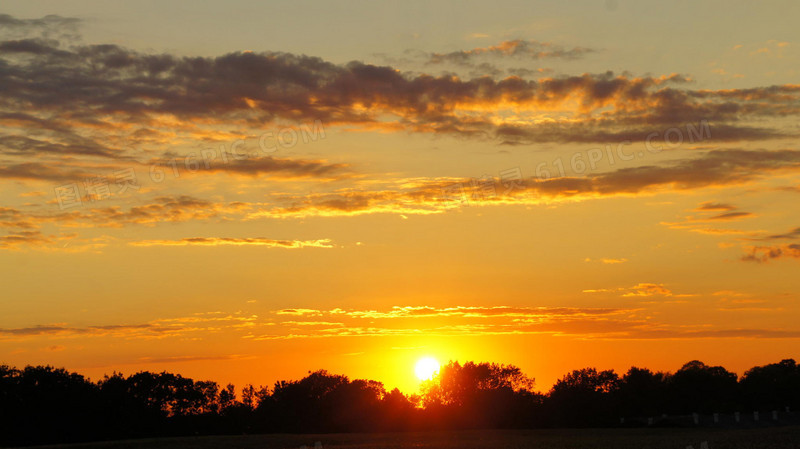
[1,1,800,400]
[4,356,798,396]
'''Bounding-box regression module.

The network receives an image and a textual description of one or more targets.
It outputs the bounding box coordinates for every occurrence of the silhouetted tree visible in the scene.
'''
[548,367,619,427]
[667,360,737,414]
[3,357,800,446]
[380,387,416,430]
[420,361,537,429]
[615,367,669,418]
[740,359,800,410]
[240,383,269,410]
[264,370,380,432]
[3,365,101,445]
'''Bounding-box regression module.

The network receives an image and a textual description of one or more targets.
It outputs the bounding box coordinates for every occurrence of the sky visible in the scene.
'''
[1,0,799,393]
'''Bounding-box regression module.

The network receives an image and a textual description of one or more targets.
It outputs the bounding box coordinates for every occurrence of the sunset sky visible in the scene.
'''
[1,1,799,394]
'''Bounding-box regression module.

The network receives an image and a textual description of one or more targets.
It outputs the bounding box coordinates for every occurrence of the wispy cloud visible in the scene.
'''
[258,149,800,218]
[426,39,595,65]
[4,305,798,344]
[130,237,334,248]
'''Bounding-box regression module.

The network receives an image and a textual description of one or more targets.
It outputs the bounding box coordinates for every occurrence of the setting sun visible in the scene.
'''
[2,2,800,447]
[415,357,440,381]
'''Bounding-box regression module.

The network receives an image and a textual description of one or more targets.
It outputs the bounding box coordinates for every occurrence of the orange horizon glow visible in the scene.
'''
[1,3,799,403]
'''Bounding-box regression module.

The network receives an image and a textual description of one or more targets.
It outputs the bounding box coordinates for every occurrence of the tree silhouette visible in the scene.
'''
[667,360,737,414]
[616,367,669,418]
[2,358,800,445]
[420,361,538,429]
[740,359,800,411]
[548,367,619,427]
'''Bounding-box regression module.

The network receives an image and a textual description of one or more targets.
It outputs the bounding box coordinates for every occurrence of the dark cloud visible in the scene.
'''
[695,202,737,211]
[81,195,226,226]
[623,328,800,339]
[427,40,595,65]
[708,211,754,221]
[760,227,800,240]
[742,244,800,263]
[0,162,100,183]
[0,132,118,159]
[266,149,800,217]
[4,149,798,236]
[740,225,800,262]
[0,325,68,336]
[581,149,800,194]
[0,18,796,152]
[0,151,348,184]
[0,14,81,41]
[0,196,249,241]
[138,354,250,363]
[0,323,184,340]
[176,155,351,180]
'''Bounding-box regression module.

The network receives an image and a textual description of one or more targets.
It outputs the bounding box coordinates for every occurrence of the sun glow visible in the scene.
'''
[415,357,440,381]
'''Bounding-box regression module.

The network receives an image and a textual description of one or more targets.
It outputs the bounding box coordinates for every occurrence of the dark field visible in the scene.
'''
[22,427,800,449]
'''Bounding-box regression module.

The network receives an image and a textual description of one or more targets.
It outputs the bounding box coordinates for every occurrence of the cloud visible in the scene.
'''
[137,354,252,363]
[4,148,799,250]
[5,305,798,344]
[130,237,334,248]
[707,211,754,221]
[662,201,759,237]
[0,323,181,340]
[585,257,628,264]
[250,305,643,340]
[188,156,350,179]
[283,321,346,327]
[0,133,120,159]
[0,17,797,152]
[327,305,626,319]
[0,311,261,342]
[0,230,53,249]
[741,244,800,263]
[258,149,800,218]
[0,162,105,183]
[756,227,800,241]
[0,207,38,229]
[0,14,81,40]
[0,196,252,251]
[55,195,243,227]
[584,283,695,299]
[622,283,673,297]
[623,328,800,339]
[737,225,800,262]
[250,309,800,341]
[0,155,350,185]
[276,309,325,317]
[426,40,595,65]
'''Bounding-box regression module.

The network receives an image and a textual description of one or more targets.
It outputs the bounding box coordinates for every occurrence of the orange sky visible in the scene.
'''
[1,1,799,395]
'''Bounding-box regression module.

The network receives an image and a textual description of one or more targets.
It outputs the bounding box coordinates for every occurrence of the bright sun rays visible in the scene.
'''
[415,357,440,381]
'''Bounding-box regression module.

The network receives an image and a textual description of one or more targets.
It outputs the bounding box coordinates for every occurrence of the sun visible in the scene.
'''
[415,357,440,381]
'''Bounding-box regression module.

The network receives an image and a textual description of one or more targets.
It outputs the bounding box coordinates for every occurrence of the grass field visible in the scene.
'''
[22,427,800,449]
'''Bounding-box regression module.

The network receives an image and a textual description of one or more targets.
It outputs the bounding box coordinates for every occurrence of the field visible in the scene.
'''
[23,427,800,449]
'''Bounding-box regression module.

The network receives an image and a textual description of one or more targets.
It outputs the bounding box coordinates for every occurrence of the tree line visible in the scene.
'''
[1,358,799,446]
